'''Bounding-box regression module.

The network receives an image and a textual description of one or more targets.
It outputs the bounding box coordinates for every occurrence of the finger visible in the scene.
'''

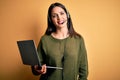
[40,66,44,72]
[42,65,47,74]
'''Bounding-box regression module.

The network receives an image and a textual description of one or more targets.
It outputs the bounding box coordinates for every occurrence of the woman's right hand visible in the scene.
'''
[34,64,47,74]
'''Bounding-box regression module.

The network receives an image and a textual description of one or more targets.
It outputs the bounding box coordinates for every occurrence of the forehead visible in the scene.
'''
[51,6,65,14]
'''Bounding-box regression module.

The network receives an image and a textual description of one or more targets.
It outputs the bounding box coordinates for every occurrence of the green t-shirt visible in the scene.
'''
[36,35,88,80]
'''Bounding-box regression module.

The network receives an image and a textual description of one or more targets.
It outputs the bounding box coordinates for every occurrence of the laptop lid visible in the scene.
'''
[17,40,41,66]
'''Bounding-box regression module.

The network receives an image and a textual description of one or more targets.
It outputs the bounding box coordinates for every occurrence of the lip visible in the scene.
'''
[58,21,64,24]
[57,20,65,25]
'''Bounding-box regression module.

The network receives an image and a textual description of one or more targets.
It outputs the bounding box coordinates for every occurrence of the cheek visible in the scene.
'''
[51,18,57,24]
[63,16,68,21]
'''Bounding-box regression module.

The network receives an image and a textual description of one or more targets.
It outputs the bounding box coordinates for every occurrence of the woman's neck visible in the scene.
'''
[52,27,69,39]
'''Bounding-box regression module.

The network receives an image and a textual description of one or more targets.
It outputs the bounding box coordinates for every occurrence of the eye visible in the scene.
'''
[51,14,57,18]
[60,12,65,15]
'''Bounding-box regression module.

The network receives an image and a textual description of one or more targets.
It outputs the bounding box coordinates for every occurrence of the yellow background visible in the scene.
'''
[0,0,120,80]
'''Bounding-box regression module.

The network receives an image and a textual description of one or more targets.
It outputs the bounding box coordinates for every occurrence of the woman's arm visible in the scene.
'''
[79,37,88,80]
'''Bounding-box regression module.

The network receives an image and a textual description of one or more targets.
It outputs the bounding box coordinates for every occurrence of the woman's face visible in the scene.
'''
[51,6,67,29]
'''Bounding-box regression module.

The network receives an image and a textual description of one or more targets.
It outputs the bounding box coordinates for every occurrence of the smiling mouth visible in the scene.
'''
[58,20,66,25]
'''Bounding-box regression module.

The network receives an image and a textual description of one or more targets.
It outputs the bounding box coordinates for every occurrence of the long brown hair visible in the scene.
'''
[45,2,81,37]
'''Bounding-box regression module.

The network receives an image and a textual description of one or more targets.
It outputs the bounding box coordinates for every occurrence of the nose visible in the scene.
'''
[57,14,61,20]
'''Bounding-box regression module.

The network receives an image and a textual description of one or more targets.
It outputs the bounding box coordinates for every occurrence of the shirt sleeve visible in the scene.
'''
[78,37,88,80]
[31,36,46,75]
[37,37,46,65]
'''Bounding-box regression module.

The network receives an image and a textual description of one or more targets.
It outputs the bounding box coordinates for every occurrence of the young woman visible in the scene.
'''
[31,2,88,80]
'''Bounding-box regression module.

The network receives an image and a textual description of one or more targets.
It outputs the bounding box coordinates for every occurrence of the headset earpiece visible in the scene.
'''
[67,11,70,18]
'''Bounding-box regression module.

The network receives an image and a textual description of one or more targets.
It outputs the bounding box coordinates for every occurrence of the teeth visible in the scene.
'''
[58,21,64,24]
